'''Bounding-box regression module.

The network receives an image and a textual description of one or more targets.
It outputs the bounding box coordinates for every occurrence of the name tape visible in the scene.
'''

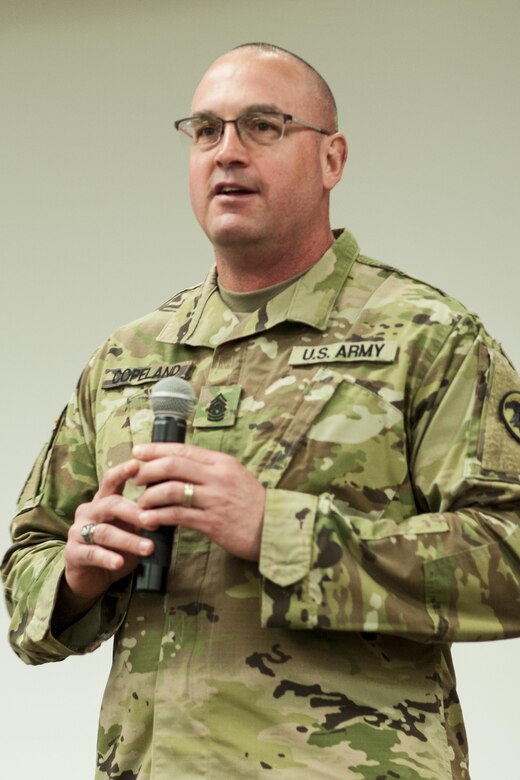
[102,362,193,389]
[289,341,398,365]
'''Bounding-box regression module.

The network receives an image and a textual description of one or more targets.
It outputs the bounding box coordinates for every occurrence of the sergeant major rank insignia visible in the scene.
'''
[194,385,242,428]
[500,391,520,443]
[206,393,228,422]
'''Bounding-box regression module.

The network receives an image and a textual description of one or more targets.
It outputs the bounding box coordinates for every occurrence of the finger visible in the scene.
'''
[133,455,210,488]
[75,494,142,529]
[67,537,132,573]
[72,518,153,555]
[138,480,205,510]
[96,459,140,500]
[139,505,207,533]
[133,442,216,466]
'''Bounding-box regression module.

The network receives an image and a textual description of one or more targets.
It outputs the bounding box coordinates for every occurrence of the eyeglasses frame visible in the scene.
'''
[174,111,333,147]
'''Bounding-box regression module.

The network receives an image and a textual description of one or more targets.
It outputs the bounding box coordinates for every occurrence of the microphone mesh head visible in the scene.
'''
[150,376,196,420]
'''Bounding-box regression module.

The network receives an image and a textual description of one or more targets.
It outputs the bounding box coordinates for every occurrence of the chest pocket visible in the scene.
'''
[96,386,153,497]
[234,366,407,519]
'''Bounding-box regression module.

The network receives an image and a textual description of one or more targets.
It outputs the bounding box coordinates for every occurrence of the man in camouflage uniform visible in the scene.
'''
[3,43,520,780]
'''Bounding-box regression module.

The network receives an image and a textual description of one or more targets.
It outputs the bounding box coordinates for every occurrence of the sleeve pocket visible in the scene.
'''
[16,408,67,513]
[259,488,318,586]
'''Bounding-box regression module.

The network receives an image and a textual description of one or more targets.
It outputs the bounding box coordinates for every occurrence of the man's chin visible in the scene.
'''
[207,223,264,249]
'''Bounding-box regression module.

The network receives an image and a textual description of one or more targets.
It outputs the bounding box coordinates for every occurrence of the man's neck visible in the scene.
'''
[213,229,335,292]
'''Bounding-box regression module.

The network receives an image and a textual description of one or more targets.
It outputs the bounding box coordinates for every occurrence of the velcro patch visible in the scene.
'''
[480,348,520,477]
[289,341,398,365]
[102,362,193,390]
[193,385,242,428]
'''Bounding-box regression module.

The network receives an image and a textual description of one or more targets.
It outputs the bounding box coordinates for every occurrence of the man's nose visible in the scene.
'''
[214,121,249,166]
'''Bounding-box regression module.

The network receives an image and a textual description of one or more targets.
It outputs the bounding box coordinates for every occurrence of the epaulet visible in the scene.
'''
[356,254,450,300]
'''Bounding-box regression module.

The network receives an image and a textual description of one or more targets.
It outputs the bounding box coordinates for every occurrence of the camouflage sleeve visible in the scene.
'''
[1,361,131,665]
[259,320,520,642]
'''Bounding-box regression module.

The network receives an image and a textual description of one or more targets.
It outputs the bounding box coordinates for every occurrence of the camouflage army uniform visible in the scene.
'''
[3,230,520,780]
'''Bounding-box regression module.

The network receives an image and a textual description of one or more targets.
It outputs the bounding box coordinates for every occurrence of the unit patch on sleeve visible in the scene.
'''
[500,391,520,444]
[289,340,398,365]
[102,362,194,389]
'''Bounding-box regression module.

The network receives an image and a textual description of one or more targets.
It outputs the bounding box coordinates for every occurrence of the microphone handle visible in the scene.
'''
[134,416,187,594]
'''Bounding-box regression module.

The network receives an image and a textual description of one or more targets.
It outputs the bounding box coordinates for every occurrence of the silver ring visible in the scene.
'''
[182,483,195,508]
[81,522,97,545]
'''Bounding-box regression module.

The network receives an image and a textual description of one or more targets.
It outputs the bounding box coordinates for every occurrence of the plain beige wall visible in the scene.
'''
[1,1,519,777]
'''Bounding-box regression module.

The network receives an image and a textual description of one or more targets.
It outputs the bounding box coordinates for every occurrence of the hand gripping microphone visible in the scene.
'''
[134,375,196,594]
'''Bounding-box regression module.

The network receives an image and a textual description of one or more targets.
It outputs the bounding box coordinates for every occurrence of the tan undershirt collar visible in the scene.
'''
[217,270,307,317]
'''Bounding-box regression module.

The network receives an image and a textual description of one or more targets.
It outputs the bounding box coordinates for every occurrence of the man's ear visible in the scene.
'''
[322,133,348,191]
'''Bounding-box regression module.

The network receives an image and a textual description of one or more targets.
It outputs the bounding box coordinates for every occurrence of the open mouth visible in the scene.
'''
[214,183,256,197]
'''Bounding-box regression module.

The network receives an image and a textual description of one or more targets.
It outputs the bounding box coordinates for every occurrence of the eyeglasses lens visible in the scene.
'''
[179,113,285,147]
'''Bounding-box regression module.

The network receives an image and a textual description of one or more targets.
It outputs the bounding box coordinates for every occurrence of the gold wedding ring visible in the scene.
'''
[182,482,195,508]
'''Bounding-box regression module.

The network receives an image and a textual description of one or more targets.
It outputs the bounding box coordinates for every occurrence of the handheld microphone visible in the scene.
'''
[134,375,196,594]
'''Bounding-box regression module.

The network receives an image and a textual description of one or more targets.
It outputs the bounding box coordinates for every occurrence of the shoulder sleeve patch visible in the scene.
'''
[500,391,520,444]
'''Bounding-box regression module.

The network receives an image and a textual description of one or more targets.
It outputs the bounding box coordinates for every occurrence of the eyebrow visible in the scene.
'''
[191,103,284,119]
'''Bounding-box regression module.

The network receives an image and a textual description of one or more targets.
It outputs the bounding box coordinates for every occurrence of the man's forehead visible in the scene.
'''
[202,48,304,78]
[191,50,311,111]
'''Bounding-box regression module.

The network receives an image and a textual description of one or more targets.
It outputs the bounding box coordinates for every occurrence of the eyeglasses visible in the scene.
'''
[174,111,332,147]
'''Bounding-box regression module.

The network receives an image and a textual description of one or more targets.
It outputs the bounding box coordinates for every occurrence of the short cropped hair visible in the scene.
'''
[232,42,338,132]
